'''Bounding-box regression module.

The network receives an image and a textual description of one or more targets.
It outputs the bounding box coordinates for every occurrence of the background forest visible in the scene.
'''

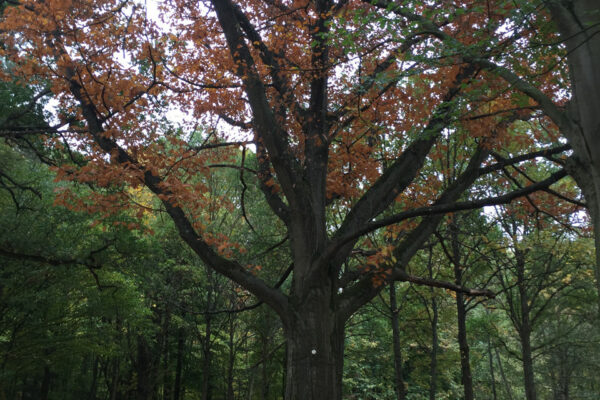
[1,0,600,399]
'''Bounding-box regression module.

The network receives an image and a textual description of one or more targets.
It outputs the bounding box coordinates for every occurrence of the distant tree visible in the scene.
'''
[492,209,591,400]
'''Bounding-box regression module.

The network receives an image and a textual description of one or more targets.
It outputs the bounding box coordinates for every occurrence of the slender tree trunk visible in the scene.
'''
[247,367,255,400]
[516,249,537,400]
[226,317,235,400]
[174,327,185,400]
[283,305,345,400]
[261,334,269,400]
[389,282,407,400]
[427,257,439,400]
[39,365,51,400]
[137,336,153,400]
[161,309,172,400]
[282,341,287,400]
[88,356,99,400]
[201,315,212,400]
[429,294,438,400]
[202,269,216,400]
[494,346,514,400]
[110,358,120,400]
[20,377,32,400]
[487,336,497,400]
[557,349,571,400]
[455,291,474,400]
[552,357,570,400]
[451,222,474,400]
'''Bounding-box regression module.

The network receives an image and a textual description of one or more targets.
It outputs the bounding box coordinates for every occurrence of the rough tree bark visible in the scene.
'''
[283,291,346,400]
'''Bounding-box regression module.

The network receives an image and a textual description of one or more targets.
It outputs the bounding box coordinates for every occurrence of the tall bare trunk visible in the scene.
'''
[451,223,474,400]
[174,327,185,400]
[226,316,235,400]
[495,346,514,400]
[389,282,407,400]
[39,365,51,400]
[201,315,212,400]
[110,358,120,400]
[428,260,439,400]
[487,336,497,400]
[136,337,152,400]
[517,250,537,400]
[456,291,473,400]
[520,325,537,400]
[261,334,269,400]
[429,293,438,400]
[88,356,99,400]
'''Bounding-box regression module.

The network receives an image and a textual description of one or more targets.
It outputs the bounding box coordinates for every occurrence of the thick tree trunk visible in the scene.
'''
[546,0,600,308]
[389,282,407,400]
[565,157,600,309]
[283,306,345,400]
